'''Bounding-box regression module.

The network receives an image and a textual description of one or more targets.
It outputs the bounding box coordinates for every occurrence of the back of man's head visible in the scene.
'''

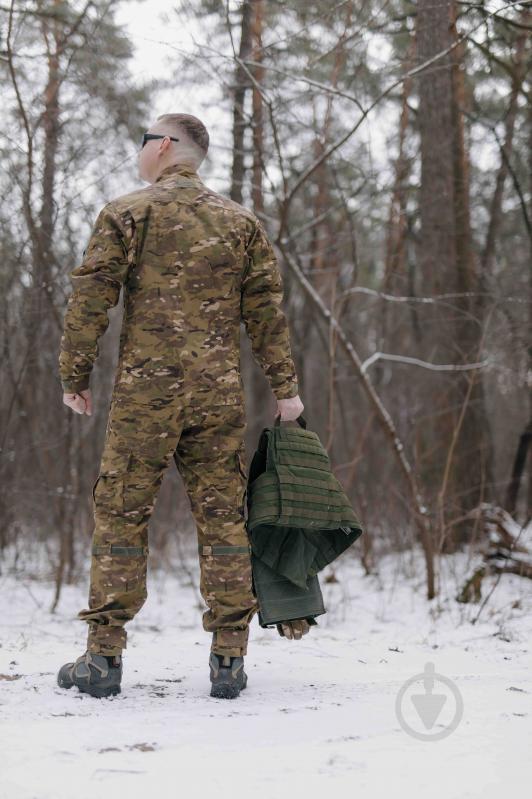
[153,113,209,171]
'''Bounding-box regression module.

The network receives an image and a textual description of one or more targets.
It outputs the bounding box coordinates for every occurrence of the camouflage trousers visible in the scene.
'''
[77,396,259,658]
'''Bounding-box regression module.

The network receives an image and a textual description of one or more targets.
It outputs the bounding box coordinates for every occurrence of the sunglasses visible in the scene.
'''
[140,132,180,149]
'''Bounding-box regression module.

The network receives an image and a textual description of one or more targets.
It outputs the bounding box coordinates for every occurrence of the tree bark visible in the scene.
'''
[417,0,490,551]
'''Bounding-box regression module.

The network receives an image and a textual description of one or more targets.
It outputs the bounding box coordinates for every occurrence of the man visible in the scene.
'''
[56,113,308,700]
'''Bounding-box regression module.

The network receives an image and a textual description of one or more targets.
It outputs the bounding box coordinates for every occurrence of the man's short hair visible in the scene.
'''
[155,113,209,167]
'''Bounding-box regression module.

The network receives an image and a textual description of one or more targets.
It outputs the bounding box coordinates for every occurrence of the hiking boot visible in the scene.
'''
[209,651,247,699]
[56,651,122,698]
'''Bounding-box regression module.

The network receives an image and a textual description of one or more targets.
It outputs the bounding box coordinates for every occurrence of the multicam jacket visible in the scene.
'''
[58,162,299,406]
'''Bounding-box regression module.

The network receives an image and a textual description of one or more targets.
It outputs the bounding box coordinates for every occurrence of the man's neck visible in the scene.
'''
[155,162,198,183]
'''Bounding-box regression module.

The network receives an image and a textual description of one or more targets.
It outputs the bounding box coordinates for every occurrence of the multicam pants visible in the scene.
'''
[77,396,259,658]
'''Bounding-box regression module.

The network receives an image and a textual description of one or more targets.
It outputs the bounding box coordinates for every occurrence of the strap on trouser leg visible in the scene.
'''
[199,544,251,556]
[92,545,149,556]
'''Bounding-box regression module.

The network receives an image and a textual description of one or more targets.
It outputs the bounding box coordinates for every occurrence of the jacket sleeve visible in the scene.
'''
[58,202,133,393]
[240,218,299,400]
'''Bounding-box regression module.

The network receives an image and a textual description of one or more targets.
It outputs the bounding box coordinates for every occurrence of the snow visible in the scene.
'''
[1,545,531,799]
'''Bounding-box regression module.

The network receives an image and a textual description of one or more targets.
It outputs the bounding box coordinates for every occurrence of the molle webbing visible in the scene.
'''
[248,426,363,532]
[92,545,149,556]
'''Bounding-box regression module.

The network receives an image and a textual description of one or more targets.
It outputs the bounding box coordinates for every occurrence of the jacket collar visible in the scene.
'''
[154,162,204,184]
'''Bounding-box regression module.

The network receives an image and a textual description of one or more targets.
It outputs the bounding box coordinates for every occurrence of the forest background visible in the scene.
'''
[1,0,530,610]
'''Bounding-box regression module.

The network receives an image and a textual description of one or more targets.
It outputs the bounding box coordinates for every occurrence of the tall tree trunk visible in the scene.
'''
[233,0,276,446]
[40,3,73,609]
[250,0,265,217]
[448,4,494,542]
[230,0,253,205]
[481,21,528,519]
[307,1,353,450]
[247,0,272,438]
[417,0,487,552]
[496,11,532,519]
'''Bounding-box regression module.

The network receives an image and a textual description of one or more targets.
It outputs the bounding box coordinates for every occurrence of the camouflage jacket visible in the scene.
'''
[58,162,299,406]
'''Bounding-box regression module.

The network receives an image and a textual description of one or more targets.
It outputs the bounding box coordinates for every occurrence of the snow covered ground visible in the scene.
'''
[1,544,531,799]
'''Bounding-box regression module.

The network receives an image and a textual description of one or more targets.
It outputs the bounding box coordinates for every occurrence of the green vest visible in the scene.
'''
[246,414,364,627]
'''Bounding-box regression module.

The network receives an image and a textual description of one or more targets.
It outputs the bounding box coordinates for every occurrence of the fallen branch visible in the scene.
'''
[456,504,532,611]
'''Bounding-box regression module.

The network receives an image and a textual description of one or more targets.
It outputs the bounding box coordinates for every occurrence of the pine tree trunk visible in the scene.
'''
[416,0,489,551]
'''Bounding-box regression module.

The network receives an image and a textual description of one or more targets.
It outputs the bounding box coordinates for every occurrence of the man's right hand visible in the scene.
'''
[63,388,92,416]
[276,393,304,422]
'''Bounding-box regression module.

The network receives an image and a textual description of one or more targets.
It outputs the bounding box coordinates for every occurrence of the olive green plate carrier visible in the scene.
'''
[245,414,364,628]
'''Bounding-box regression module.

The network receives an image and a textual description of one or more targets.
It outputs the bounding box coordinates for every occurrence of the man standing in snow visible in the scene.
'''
[56,113,307,699]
